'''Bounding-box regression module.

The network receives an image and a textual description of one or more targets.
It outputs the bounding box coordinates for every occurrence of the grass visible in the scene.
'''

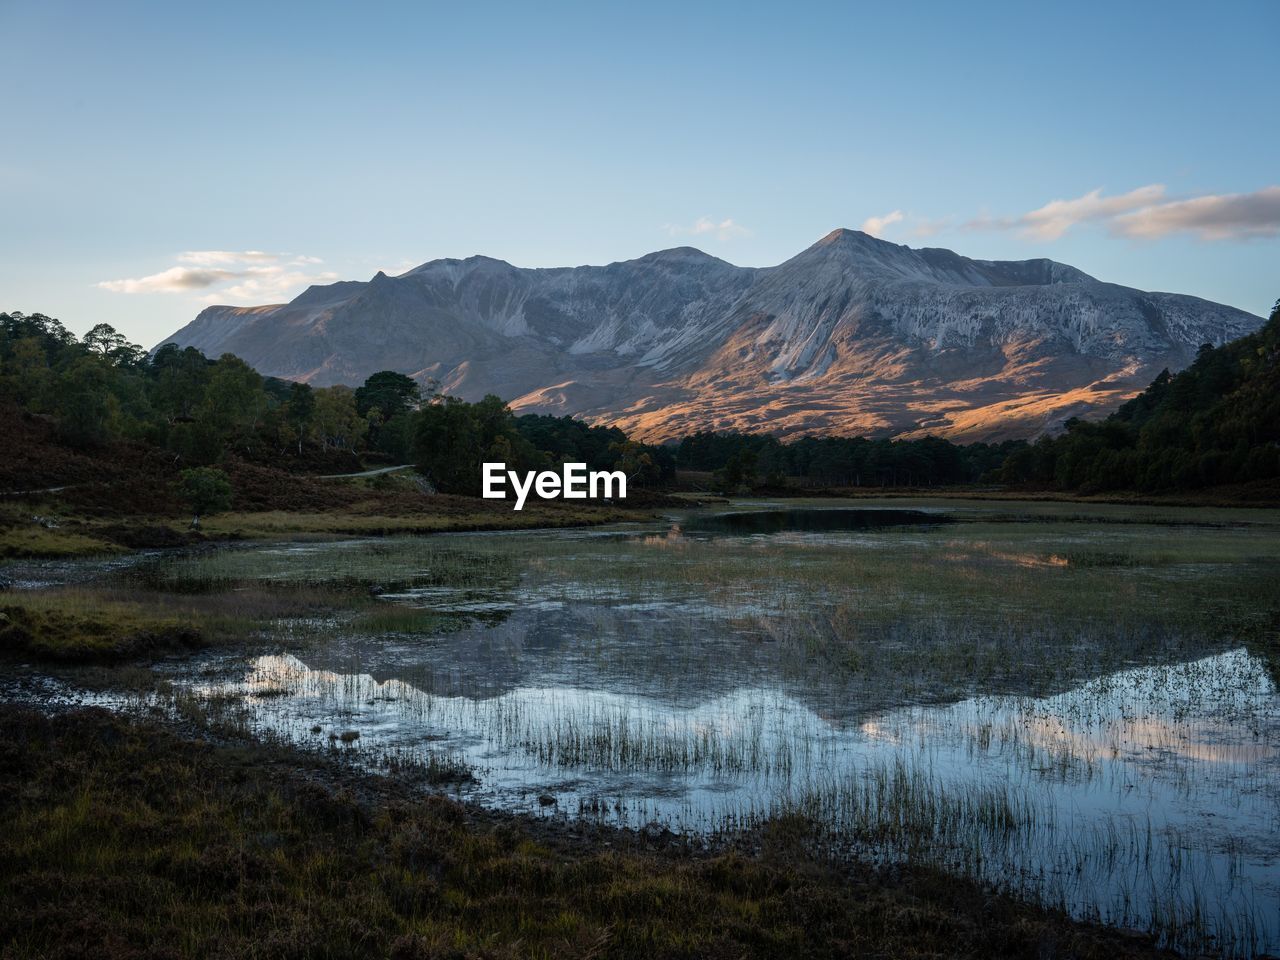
[0,517,122,559]
[0,594,202,662]
[0,704,1175,960]
[0,470,652,560]
[156,500,1276,703]
[5,497,1277,956]
[195,502,647,538]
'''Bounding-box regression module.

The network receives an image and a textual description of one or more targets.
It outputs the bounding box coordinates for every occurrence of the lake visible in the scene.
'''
[18,499,1280,956]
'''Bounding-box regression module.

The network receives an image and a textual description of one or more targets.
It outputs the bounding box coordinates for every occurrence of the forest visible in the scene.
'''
[3,302,1277,501]
[0,311,672,498]
[997,299,1280,493]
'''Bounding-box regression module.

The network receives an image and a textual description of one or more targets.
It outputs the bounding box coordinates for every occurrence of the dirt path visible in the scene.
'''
[313,464,413,480]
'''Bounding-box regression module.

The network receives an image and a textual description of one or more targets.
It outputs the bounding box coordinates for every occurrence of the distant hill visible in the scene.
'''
[998,300,1280,492]
[158,229,1264,442]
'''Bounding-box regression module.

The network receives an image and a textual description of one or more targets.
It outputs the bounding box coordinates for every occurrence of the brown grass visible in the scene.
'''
[0,705,1175,960]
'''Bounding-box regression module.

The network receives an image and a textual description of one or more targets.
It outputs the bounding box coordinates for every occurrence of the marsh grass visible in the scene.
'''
[352,605,456,635]
[8,497,1279,957]
[0,591,201,661]
[158,505,1278,704]
[195,502,647,539]
[0,704,1177,960]
[0,501,134,558]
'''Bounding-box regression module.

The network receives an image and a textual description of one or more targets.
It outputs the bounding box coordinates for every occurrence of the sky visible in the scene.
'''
[2,0,1277,348]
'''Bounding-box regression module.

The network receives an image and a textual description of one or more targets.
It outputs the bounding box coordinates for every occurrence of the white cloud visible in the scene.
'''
[860,210,904,238]
[665,217,752,241]
[988,185,1172,240]
[99,250,337,303]
[175,250,281,267]
[1110,186,1280,240]
[215,268,339,303]
[960,184,1280,243]
[98,266,241,293]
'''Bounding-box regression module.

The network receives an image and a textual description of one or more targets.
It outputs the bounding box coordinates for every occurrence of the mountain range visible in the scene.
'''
[159,229,1264,441]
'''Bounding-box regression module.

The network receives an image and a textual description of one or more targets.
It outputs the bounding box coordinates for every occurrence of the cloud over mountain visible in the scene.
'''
[99,251,337,302]
[956,184,1280,242]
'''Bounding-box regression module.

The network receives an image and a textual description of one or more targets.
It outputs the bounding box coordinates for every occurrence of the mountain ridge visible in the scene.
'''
[159,229,1264,442]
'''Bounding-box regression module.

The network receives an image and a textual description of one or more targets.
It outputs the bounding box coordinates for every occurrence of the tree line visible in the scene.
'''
[5,301,1276,500]
[0,312,672,496]
[676,431,1024,490]
[996,299,1280,494]
[1,311,373,460]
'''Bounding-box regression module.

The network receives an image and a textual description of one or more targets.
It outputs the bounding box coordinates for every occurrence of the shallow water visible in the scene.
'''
[182,640,1280,948]
[13,500,1280,955]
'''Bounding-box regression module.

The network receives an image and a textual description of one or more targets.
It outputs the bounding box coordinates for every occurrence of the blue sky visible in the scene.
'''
[2,0,1277,347]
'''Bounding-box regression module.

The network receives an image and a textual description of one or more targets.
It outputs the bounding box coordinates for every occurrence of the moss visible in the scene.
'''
[0,602,202,663]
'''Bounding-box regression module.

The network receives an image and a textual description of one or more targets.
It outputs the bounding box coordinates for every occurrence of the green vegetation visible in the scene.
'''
[516,415,676,486]
[0,705,1171,960]
[149,499,1280,700]
[677,432,1024,489]
[7,304,1279,520]
[0,596,200,662]
[0,515,120,559]
[0,310,674,518]
[194,501,646,539]
[999,299,1280,494]
[177,467,232,527]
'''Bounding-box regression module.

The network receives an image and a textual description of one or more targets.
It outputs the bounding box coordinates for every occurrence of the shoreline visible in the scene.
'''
[0,695,1177,960]
[6,479,1280,562]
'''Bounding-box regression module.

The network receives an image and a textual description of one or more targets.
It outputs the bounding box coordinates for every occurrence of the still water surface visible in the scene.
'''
[12,503,1275,954]
[149,505,1280,955]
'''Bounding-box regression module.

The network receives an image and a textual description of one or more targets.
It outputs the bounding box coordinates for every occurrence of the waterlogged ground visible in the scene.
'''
[11,498,1280,956]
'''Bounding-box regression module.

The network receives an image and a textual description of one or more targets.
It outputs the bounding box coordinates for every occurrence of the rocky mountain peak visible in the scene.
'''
[157,230,1264,443]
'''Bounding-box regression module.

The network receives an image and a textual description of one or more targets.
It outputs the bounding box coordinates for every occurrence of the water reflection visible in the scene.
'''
[89,505,1280,954]
[188,647,1280,953]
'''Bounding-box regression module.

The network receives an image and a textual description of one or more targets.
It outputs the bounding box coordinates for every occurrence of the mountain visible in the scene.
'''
[998,300,1280,494]
[159,229,1264,442]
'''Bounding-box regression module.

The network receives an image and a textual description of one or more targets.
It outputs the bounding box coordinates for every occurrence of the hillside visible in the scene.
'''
[158,230,1264,442]
[999,300,1280,492]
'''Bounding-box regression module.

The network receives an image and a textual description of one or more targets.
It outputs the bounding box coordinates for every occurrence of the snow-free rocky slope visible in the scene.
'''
[160,229,1264,441]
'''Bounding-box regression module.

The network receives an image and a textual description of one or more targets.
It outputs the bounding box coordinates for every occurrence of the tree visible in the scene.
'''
[82,323,145,366]
[202,354,268,450]
[177,467,232,528]
[284,382,316,454]
[413,396,482,493]
[0,337,55,410]
[148,344,211,422]
[311,385,367,451]
[355,371,420,420]
[716,449,757,494]
[57,356,119,446]
[608,438,657,486]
